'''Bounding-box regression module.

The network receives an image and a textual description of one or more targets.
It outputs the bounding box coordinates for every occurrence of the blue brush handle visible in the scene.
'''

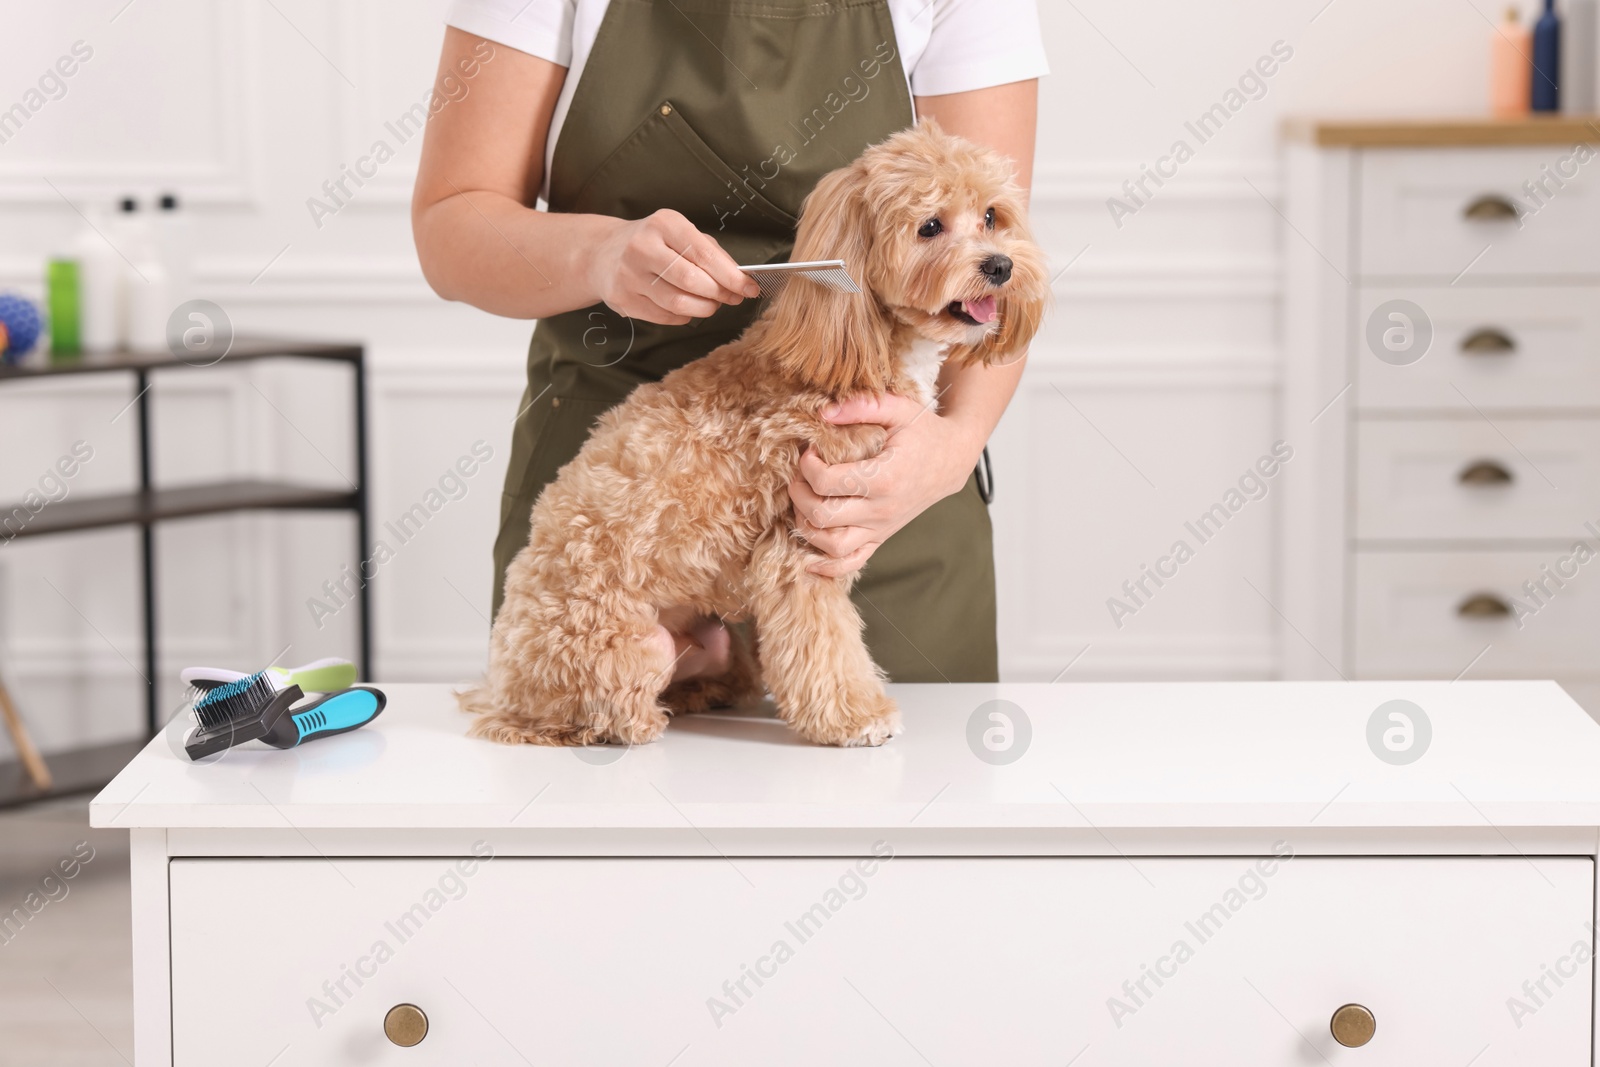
[262,687,385,748]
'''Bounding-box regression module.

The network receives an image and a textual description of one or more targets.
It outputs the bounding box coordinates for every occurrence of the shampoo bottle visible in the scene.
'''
[1532,0,1562,111]
[1492,6,1533,117]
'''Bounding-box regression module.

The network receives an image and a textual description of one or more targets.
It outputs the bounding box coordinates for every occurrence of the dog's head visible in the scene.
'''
[762,118,1048,394]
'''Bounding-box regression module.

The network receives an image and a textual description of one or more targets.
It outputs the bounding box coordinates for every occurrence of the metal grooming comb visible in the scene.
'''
[740,259,861,300]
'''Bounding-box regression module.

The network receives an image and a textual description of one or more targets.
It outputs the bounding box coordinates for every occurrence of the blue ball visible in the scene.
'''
[0,292,41,363]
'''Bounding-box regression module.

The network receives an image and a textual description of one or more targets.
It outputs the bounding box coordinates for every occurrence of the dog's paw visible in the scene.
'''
[604,712,669,747]
[840,706,903,748]
[794,692,901,747]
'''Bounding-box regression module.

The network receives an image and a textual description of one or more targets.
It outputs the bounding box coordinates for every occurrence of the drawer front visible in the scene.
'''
[1356,286,1600,411]
[1356,418,1600,540]
[169,856,1593,1066]
[1355,549,1600,676]
[1360,148,1600,276]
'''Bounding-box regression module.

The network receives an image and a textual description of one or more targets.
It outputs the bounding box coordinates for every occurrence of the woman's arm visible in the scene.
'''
[411,28,757,323]
[790,79,1039,577]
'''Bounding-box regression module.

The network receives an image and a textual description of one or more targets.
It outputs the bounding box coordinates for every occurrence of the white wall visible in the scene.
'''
[0,0,1515,755]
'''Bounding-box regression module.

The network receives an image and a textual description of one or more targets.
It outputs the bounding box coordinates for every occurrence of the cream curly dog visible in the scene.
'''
[462,119,1047,747]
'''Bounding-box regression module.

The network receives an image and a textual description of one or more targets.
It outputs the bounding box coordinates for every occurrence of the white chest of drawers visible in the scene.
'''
[93,681,1600,1065]
[1283,118,1600,709]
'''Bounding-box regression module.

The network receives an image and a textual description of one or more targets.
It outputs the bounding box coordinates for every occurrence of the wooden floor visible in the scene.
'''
[0,797,133,1067]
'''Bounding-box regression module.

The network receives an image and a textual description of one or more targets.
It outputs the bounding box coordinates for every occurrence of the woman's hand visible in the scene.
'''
[789,394,985,578]
[586,209,760,325]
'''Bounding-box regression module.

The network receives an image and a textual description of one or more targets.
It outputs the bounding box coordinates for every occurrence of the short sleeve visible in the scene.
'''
[911,0,1049,97]
[444,0,578,66]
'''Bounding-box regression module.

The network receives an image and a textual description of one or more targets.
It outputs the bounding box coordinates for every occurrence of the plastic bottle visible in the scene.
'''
[1532,0,1562,112]
[46,258,81,358]
[1491,6,1533,117]
[128,258,170,353]
[1562,0,1598,113]
[154,192,193,306]
[113,196,173,352]
[73,202,121,352]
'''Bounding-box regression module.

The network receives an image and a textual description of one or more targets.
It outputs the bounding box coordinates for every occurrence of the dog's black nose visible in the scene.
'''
[980,254,1013,286]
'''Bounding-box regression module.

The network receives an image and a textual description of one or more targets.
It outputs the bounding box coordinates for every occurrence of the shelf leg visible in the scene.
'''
[354,350,373,683]
[137,369,158,737]
[0,670,53,792]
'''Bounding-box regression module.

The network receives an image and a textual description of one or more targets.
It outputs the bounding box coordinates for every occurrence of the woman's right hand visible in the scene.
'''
[587,209,761,325]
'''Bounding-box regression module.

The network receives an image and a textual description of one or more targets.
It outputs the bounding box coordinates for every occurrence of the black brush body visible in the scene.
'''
[184,672,386,761]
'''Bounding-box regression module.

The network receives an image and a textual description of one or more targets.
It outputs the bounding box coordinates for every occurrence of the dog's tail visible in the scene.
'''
[454,680,494,717]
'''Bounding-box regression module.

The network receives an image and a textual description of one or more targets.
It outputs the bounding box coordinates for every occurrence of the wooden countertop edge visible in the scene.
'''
[1283,115,1600,147]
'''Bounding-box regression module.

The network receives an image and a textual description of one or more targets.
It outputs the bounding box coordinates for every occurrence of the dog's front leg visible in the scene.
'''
[744,529,901,747]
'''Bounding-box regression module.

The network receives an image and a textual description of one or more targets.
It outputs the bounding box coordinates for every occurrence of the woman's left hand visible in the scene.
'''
[789,393,983,578]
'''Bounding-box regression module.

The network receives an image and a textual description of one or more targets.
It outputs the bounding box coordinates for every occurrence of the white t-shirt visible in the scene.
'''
[444,0,1048,199]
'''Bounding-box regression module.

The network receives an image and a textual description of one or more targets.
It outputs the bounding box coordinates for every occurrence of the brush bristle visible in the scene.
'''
[192,671,274,729]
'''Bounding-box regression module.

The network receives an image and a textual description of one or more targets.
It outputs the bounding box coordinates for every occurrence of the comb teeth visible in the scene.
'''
[742,261,862,300]
[192,671,274,729]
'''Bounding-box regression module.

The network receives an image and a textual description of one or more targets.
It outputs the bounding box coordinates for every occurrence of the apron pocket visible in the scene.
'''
[570,100,798,246]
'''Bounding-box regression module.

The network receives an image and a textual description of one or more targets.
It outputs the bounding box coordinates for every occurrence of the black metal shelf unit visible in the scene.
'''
[0,337,371,807]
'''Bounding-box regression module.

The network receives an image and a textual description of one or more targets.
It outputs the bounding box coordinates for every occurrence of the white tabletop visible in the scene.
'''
[88,680,1600,834]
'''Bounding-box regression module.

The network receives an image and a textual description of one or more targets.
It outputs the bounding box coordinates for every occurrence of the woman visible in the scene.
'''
[414,0,1046,686]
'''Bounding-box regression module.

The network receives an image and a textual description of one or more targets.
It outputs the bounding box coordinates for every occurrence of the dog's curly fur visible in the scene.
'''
[461,120,1048,747]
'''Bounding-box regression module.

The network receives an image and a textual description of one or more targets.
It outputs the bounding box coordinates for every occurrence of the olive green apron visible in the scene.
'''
[492,0,998,682]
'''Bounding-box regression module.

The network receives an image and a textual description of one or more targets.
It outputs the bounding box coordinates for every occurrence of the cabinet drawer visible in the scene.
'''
[1356,286,1600,411]
[1360,148,1600,276]
[1356,418,1600,540]
[169,855,1593,1065]
[1355,549,1600,676]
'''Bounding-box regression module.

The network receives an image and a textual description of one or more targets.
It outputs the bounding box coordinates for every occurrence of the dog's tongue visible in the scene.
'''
[963,296,998,324]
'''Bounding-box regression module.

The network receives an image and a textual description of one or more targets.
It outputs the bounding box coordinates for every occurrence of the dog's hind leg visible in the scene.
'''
[468,598,675,746]
[744,530,901,747]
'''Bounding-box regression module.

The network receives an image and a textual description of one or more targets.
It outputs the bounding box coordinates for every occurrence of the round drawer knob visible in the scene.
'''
[1330,1003,1376,1047]
[384,1003,428,1047]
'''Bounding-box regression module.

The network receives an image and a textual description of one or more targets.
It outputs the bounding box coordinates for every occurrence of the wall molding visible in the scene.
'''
[1033,160,1282,205]
[1006,634,1279,681]
[1049,257,1281,298]
[1023,350,1280,390]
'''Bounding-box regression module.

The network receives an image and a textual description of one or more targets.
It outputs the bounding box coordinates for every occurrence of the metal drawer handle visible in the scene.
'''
[1460,327,1516,354]
[1458,593,1513,618]
[1462,194,1521,221]
[1330,1003,1377,1048]
[385,1003,428,1047]
[1458,459,1514,485]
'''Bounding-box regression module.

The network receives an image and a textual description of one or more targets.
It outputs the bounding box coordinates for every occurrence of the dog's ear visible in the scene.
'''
[759,161,894,396]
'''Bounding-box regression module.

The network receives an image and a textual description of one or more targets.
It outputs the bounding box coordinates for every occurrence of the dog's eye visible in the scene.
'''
[917,218,943,239]
[984,207,997,230]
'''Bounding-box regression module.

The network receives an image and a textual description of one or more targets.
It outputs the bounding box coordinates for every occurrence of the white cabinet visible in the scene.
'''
[92,682,1600,1065]
[1284,120,1600,703]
